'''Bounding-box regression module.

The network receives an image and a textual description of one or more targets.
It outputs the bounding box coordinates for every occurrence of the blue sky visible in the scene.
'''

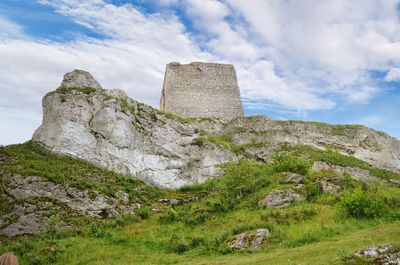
[0,0,400,145]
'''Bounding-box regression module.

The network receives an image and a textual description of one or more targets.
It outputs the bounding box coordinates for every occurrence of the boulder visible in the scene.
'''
[282,172,304,184]
[0,173,142,236]
[320,180,341,195]
[59,69,102,89]
[0,203,48,237]
[251,228,270,249]
[311,161,375,182]
[354,245,400,264]
[230,228,270,250]
[388,179,400,187]
[258,189,306,208]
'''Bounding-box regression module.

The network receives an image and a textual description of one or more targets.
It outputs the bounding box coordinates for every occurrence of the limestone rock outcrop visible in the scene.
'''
[353,245,400,264]
[59,69,102,89]
[0,173,140,237]
[33,70,237,188]
[33,69,400,188]
[258,189,306,208]
[230,228,270,250]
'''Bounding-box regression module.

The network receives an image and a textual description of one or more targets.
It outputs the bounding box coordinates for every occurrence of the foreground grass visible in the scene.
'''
[4,218,398,265]
[183,223,400,265]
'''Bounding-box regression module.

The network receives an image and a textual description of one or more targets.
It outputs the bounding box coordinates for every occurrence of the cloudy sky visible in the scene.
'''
[1,0,400,145]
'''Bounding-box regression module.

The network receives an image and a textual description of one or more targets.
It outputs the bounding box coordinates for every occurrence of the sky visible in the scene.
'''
[1,0,400,145]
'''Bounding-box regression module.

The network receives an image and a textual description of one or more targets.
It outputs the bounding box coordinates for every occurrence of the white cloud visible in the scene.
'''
[0,15,25,39]
[0,1,210,144]
[227,0,400,97]
[344,86,381,103]
[1,0,400,144]
[385,67,400,81]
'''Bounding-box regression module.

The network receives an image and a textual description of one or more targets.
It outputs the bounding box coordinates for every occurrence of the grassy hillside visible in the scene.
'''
[1,141,400,265]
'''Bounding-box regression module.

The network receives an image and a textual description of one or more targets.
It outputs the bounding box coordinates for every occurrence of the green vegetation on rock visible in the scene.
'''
[0,141,162,202]
[57,86,98,95]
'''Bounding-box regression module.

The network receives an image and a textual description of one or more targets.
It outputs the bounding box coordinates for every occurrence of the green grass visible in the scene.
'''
[56,86,98,95]
[0,141,164,203]
[281,144,400,180]
[103,94,136,115]
[160,112,209,124]
[274,120,365,136]
[1,142,400,264]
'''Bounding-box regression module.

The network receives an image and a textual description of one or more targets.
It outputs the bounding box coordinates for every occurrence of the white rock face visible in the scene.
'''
[59,69,102,89]
[228,118,400,173]
[33,70,237,188]
[33,70,400,188]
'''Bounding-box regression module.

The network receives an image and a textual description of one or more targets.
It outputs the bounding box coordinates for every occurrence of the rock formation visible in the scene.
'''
[0,173,140,237]
[160,62,244,120]
[353,245,400,264]
[230,228,270,250]
[33,69,237,188]
[258,188,306,208]
[33,69,400,188]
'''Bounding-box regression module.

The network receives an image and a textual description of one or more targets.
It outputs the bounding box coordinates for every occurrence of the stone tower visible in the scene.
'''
[160,62,244,120]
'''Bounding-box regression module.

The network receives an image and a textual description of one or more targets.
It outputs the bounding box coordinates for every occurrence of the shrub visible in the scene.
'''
[220,161,271,199]
[340,188,388,218]
[178,179,216,192]
[191,137,205,147]
[114,213,140,226]
[57,86,97,95]
[136,207,150,220]
[272,152,311,175]
[304,178,323,200]
[159,208,177,224]
[168,233,188,254]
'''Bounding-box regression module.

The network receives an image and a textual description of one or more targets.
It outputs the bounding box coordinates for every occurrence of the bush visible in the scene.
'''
[136,207,150,220]
[159,208,178,224]
[341,188,388,218]
[191,137,205,147]
[304,178,323,200]
[220,161,271,199]
[168,233,188,254]
[272,152,311,175]
[114,213,140,226]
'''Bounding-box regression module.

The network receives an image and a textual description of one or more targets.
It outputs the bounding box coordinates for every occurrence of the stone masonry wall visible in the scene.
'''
[160,62,244,120]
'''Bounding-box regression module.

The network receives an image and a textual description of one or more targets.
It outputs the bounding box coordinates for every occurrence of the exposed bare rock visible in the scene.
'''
[33,70,237,188]
[251,229,270,249]
[354,245,400,264]
[3,173,121,218]
[59,69,102,90]
[282,172,304,184]
[319,180,341,195]
[0,173,141,236]
[0,203,49,237]
[258,189,306,208]
[32,70,400,188]
[230,228,270,250]
[228,118,400,173]
[312,161,376,181]
[230,233,248,250]
[388,179,400,187]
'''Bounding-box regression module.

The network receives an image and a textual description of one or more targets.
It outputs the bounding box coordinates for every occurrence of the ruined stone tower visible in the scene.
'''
[160,62,244,119]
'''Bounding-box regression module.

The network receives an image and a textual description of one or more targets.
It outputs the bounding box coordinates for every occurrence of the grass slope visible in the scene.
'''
[1,142,400,265]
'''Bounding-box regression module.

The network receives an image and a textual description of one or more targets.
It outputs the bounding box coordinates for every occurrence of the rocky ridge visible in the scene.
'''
[0,172,140,237]
[32,70,400,188]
